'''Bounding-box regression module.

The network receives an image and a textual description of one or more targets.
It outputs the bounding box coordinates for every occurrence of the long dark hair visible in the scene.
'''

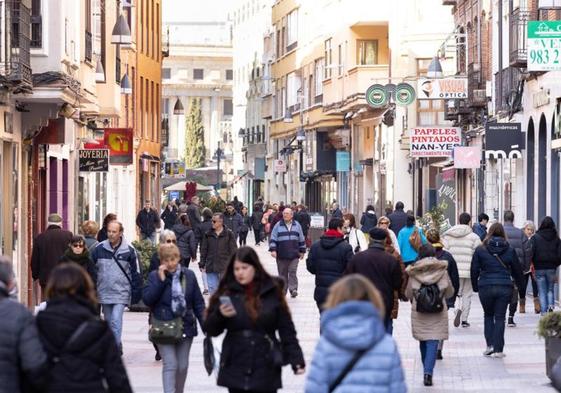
[102,213,117,229]
[483,222,506,245]
[179,214,191,228]
[539,216,558,235]
[45,263,98,307]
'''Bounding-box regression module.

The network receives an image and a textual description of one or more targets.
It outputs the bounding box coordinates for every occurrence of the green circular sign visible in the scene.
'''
[366,84,388,108]
[395,83,416,106]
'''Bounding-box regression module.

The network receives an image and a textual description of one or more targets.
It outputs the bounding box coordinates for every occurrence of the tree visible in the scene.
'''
[185,98,206,168]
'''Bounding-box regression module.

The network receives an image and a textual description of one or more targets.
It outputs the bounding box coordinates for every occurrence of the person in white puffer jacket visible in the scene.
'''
[442,212,481,328]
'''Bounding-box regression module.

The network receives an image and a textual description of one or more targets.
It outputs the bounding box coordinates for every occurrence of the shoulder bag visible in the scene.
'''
[328,349,368,392]
[112,250,142,305]
[148,273,187,345]
[489,249,514,282]
[409,227,422,251]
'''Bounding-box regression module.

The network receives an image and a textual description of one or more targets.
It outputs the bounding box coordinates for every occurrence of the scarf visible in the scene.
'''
[64,248,91,267]
[324,229,344,238]
[170,269,186,317]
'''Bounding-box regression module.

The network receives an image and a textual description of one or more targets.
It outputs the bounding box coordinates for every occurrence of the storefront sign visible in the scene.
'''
[366,83,416,108]
[436,168,456,227]
[485,123,524,159]
[528,21,561,71]
[274,159,286,172]
[104,128,133,165]
[453,146,481,169]
[417,78,468,99]
[409,127,461,157]
[78,149,109,172]
[336,151,350,172]
[310,214,325,228]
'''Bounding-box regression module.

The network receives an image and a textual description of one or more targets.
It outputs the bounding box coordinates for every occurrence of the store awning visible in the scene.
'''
[164,181,214,192]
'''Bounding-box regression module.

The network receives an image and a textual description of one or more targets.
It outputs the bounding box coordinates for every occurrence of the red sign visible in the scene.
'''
[453,146,481,169]
[104,128,133,165]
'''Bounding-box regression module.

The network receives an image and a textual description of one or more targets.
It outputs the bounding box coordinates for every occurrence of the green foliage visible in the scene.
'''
[185,98,206,169]
[201,195,226,213]
[418,203,450,234]
[538,312,561,338]
[132,239,157,282]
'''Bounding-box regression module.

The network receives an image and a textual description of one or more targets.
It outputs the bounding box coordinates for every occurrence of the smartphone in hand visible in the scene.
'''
[219,296,234,308]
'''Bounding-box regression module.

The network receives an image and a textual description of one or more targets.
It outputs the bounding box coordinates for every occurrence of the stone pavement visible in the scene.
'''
[123,239,556,392]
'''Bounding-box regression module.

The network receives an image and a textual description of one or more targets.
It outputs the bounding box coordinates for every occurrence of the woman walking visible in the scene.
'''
[36,263,133,393]
[405,244,453,386]
[529,217,561,314]
[143,243,205,393]
[59,235,97,283]
[250,203,264,245]
[378,216,400,254]
[305,274,406,393]
[381,229,407,334]
[521,220,540,313]
[343,213,368,253]
[81,220,99,252]
[471,223,524,358]
[239,206,250,246]
[204,247,306,393]
[360,205,378,240]
[172,215,197,266]
[398,214,427,265]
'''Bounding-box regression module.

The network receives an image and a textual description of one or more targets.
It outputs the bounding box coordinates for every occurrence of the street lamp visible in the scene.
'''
[427,56,444,78]
[120,73,132,95]
[213,142,226,190]
[111,13,132,45]
[173,98,184,115]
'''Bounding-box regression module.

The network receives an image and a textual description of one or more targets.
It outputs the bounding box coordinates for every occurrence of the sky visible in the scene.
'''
[163,0,232,23]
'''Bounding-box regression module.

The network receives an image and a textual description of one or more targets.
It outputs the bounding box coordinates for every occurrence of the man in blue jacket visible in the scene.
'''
[269,208,306,297]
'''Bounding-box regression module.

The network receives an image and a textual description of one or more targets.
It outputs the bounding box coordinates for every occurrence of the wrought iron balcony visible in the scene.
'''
[494,67,522,114]
[510,8,532,68]
[442,0,456,5]
[85,31,93,62]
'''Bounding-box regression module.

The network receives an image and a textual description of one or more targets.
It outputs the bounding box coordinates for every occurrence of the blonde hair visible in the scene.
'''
[323,274,386,316]
[158,243,180,261]
[81,220,99,236]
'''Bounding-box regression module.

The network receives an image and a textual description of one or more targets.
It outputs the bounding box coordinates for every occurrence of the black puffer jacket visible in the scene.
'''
[435,247,460,308]
[199,228,238,273]
[306,233,354,307]
[172,223,197,263]
[0,291,48,393]
[36,297,132,393]
[195,217,213,249]
[360,211,378,233]
[531,228,561,270]
[204,277,305,392]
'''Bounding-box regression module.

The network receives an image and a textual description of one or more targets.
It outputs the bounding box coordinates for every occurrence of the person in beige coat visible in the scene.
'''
[441,212,481,328]
[406,244,454,387]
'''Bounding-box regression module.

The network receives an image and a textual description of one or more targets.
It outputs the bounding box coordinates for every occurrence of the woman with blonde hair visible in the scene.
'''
[378,216,400,254]
[305,274,406,393]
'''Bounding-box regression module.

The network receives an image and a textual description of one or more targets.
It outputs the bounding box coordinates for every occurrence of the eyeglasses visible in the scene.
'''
[72,243,85,248]
[166,239,177,244]
[379,221,389,225]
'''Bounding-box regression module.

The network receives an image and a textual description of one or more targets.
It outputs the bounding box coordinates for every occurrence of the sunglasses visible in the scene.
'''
[379,222,389,225]
[166,239,177,244]
[72,243,85,248]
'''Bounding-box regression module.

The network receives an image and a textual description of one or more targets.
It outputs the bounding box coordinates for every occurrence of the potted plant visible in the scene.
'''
[130,239,156,312]
[537,311,561,379]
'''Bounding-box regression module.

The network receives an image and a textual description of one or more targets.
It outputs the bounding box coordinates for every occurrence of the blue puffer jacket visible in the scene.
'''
[305,301,407,393]
[397,226,427,264]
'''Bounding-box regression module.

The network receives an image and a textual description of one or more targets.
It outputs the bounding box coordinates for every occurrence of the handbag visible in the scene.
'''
[409,227,422,251]
[148,273,187,345]
[264,333,285,367]
[203,335,215,375]
[328,349,368,392]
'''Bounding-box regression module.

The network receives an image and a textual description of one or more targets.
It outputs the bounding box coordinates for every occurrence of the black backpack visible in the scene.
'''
[415,283,444,313]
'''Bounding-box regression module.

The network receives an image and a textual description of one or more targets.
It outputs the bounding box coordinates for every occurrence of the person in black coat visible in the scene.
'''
[96,213,116,242]
[136,200,161,244]
[59,235,97,284]
[250,203,264,245]
[204,247,306,393]
[224,203,243,240]
[360,205,378,235]
[295,205,311,240]
[306,218,353,312]
[172,215,197,265]
[239,206,251,246]
[143,243,205,393]
[36,263,132,393]
[161,201,178,230]
[387,201,408,236]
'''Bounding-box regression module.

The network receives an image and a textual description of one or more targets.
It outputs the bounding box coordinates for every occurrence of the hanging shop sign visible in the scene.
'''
[485,123,524,159]
[453,146,481,169]
[78,149,109,172]
[310,214,325,228]
[104,128,133,165]
[409,127,461,157]
[436,168,457,227]
[527,21,561,71]
[274,159,287,172]
[417,78,468,99]
[335,151,350,172]
[366,83,416,108]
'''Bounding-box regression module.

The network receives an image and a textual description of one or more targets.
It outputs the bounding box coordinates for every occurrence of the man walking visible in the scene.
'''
[136,200,160,244]
[187,196,202,235]
[295,204,311,246]
[345,227,402,333]
[224,203,243,242]
[269,207,306,297]
[473,213,489,241]
[31,213,73,301]
[388,201,408,236]
[442,212,481,328]
[91,221,142,352]
[331,202,343,219]
[160,200,178,230]
[306,218,353,312]
[503,210,528,325]
[200,213,238,294]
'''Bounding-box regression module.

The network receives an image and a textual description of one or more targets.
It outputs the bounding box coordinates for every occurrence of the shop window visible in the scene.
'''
[223,99,233,116]
[193,68,204,80]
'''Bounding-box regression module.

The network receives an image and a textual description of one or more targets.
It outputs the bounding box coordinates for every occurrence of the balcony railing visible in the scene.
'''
[494,67,522,114]
[85,31,92,62]
[442,0,456,5]
[510,8,532,68]
[1,0,32,93]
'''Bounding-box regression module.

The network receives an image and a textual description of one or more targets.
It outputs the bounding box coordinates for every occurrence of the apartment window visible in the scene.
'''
[31,0,42,48]
[151,0,155,59]
[324,39,332,79]
[358,40,379,65]
[276,28,281,58]
[223,99,233,116]
[193,69,204,80]
[315,58,324,96]
[226,69,233,80]
[338,44,343,75]
[286,72,301,109]
[286,9,298,51]
[162,68,171,79]
[115,45,121,84]
[85,0,93,61]
[140,77,144,135]
[156,3,160,61]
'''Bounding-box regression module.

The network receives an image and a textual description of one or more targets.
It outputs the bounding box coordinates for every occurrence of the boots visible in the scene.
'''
[534,297,541,314]
[519,298,526,313]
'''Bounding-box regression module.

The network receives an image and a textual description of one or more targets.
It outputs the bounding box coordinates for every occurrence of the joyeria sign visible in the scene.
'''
[366,83,416,108]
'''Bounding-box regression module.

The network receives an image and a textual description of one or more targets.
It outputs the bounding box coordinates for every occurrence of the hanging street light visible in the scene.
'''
[120,73,132,95]
[427,56,443,78]
[173,98,184,115]
[95,58,105,82]
[112,14,132,45]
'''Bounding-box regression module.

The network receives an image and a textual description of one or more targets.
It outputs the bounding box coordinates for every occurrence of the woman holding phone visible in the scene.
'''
[204,246,306,393]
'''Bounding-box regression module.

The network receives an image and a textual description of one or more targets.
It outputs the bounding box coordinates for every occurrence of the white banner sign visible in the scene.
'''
[417,78,468,99]
[410,127,462,157]
[274,159,287,172]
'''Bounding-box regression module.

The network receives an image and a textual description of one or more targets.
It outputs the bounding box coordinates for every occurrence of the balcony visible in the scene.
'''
[1,0,32,93]
[470,89,488,107]
[468,63,485,108]
[442,0,456,5]
[85,31,93,63]
[510,8,532,68]
[494,67,522,114]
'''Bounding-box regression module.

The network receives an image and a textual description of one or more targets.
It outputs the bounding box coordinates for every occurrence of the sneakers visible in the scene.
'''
[155,352,161,361]
[436,349,443,360]
[491,352,506,358]
[423,374,433,386]
[507,317,516,327]
[461,321,470,328]
[454,309,462,327]
[290,290,298,298]
[483,346,494,356]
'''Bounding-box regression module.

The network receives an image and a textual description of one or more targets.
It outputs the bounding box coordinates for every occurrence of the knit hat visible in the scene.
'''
[47,213,63,226]
[369,227,388,241]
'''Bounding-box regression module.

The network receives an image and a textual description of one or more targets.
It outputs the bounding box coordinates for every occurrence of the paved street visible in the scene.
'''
[123,240,556,392]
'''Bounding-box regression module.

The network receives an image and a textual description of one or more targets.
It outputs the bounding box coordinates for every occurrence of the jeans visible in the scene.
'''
[141,232,157,245]
[207,272,221,295]
[102,303,126,346]
[457,278,473,322]
[158,338,193,393]
[522,272,539,297]
[478,285,512,353]
[536,269,557,314]
[508,284,519,318]
[276,258,299,293]
[201,271,209,291]
[419,340,439,375]
[385,318,393,335]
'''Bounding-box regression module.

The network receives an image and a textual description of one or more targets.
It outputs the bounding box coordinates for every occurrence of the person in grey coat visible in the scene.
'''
[224,203,243,239]
[0,256,48,393]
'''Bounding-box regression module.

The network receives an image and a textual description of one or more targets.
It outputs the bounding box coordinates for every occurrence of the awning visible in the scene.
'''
[164,181,214,192]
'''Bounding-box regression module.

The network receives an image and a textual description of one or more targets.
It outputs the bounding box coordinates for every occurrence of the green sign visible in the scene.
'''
[366,83,416,108]
[527,21,561,71]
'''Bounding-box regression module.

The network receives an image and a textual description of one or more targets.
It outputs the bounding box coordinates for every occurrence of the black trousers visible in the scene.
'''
[229,389,276,393]
[239,230,249,246]
[253,226,262,244]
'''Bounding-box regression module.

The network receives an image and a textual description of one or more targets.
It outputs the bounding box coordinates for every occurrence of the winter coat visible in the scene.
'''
[160,206,178,230]
[470,237,524,292]
[387,209,408,236]
[199,228,238,273]
[387,248,407,320]
[269,220,306,260]
[530,228,561,271]
[84,236,99,253]
[503,223,527,268]
[149,251,160,273]
[441,224,481,278]
[172,223,197,263]
[31,225,73,286]
[305,301,406,393]
[96,226,108,242]
[435,246,460,308]
[142,267,205,338]
[360,211,378,234]
[397,225,427,263]
[59,248,97,284]
[295,210,311,236]
[0,291,48,393]
[387,229,401,255]
[306,232,354,308]
[90,238,141,305]
[224,211,243,237]
[195,217,213,249]
[187,204,202,231]
[204,277,305,391]
[240,214,251,233]
[346,227,369,254]
[472,222,487,241]
[136,208,160,237]
[250,211,264,231]
[331,208,343,219]
[36,296,132,393]
[405,258,454,341]
[345,242,402,322]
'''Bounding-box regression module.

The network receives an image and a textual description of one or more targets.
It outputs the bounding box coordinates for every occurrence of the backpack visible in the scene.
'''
[415,283,444,313]
[409,227,422,251]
